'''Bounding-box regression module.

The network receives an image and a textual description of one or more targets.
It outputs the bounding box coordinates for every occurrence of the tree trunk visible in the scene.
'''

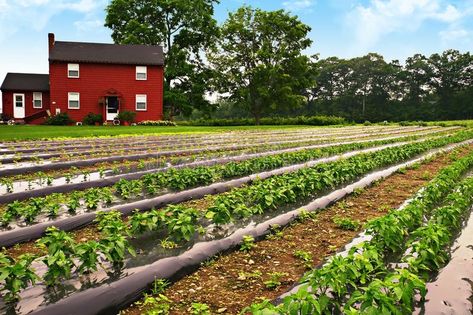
[169,102,175,121]
[362,95,366,117]
[164,77,173,121]
[254,113,260,125]
[252,99,262,125]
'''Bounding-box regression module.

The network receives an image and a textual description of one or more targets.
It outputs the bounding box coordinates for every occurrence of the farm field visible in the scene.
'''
[0,125,472,314]
[0,125,321,141]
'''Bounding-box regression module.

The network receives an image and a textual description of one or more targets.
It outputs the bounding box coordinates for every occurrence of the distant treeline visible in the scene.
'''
[306,51,473,122]
[179,115,348,126]
[205,51,473,123]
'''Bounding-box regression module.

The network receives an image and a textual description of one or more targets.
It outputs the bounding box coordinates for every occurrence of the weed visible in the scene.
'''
[333,217,361,231]
[266,224,284,240]
[238,270,262,281]
[151,278,170,295]
[421,171,432,180]
[297,209,317,222]
[264,272,288,290]
[142,294,171,315]
[352,187,365,196]
[191,303,211,315]
[160,238,179,249]
[240,235,256,252]
[294,250,313,269]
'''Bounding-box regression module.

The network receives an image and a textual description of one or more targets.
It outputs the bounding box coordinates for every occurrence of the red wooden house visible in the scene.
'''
[1,33,164,124]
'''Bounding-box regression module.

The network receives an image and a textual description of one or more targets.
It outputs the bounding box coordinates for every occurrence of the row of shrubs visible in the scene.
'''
[44,112,138,126]
[137,120,177,126]
[178,115,349,126]
[397,120,470,127]
[43,114,346,127]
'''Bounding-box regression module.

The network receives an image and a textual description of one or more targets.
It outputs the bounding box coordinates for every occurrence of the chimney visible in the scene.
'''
[48,33,55,52]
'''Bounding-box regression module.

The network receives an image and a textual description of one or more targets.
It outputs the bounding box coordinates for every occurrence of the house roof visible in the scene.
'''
[0,73,50,91]
[49,41,165,66]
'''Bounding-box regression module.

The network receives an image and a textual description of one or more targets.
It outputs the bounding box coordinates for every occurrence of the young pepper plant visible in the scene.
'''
[0,253,38,302]
[37,227,76,286]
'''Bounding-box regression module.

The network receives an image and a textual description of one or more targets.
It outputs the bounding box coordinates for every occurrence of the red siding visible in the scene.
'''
[49,62,164,123]
[1,90,50,123]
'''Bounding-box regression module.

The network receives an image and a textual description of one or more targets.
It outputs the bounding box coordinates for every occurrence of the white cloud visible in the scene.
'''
[59,0,104,13]
[439,28,469,41]
[74,18,103,32]
[345,0,471,53]
[0,0,107,42]
[0,0,8,10]
[282,0,315,11]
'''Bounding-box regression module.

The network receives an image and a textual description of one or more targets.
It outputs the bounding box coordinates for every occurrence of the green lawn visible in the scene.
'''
[0,124,327,141]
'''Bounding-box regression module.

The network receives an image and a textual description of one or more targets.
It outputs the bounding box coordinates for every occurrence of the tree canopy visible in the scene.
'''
[309,50,473,122]
[105,2,473,123]
[208,6,315,124]
[105,0,219,119]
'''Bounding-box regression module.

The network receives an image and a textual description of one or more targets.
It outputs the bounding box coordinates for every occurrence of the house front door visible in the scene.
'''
[106,96,119,121]
[13,94,25,119]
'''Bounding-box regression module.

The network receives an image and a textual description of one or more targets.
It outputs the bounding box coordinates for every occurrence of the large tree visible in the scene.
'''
[105,0,219,119]
[209,6,315,124]
[428,50,473,119]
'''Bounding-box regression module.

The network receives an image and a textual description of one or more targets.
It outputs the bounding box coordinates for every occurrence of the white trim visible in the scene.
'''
[13,93,25,118]
[33,92,43,109]
[136,66,147,80]
[68,92,80,109]
[68,63,80,78]
[135,94,147,111]
[106,97,119,121]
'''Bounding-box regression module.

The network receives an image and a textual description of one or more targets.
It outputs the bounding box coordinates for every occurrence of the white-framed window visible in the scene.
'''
[136,94,147,111]
[136,66,147,80]
[68,92,80,109]
[68,63,80,78]
[33,92,42,108]
[14,94,24,108]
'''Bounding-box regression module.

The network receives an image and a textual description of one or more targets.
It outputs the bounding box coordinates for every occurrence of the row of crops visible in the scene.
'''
[0,125,472,314]
[249,150,473,314]
[0,126,454,195]
[0,133,453,227]
[0,126,451,176]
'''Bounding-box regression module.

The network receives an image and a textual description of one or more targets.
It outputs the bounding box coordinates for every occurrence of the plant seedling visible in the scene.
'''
[240,235,256,252]
[99,167,105,178]
[333,217,361,231]
[99,233,135,266]
[151,278,170,295]
[1,178,14,193]
[294,250,313,269]
[191,303,211,315]
[264,272,288,290]
[0,253,38,302]
[141,294,171,315]
[297,209,317,222]
[353,187,365,196]
[65,173,73,184]
[37,227,76,286]
[75,240,102,274]
[84,188,101,210]
[67,192,82,214]
[160,238,179,249]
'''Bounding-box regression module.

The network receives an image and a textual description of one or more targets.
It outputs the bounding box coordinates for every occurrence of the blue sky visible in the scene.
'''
[0,0,472,85]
